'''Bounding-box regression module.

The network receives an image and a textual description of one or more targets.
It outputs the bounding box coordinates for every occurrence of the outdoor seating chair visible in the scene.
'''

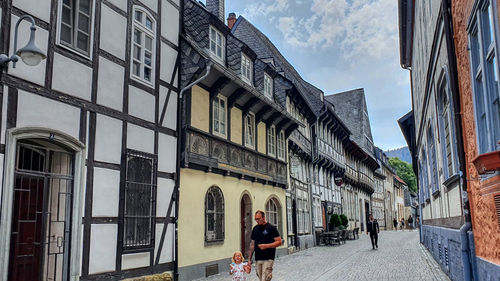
[328,231,341,246]
[347,230,354,240]
[340,230,347,244]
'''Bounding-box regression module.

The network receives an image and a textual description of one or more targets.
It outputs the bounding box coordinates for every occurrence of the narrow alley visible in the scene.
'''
[195,231,450,281]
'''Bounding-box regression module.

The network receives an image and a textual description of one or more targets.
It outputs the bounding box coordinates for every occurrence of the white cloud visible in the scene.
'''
[242,0,290,21]
[276,0,398,61]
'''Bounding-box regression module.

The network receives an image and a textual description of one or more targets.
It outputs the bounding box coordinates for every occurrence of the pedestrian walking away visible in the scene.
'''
[248,210,282,281]
[400,218,405,231]
[408,215,413,231]
[393,218,398,230]
[366,214,380,249]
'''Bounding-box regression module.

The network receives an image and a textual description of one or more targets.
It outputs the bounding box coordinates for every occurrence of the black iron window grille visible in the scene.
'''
[205,186,224,242]
[123,149,157,249]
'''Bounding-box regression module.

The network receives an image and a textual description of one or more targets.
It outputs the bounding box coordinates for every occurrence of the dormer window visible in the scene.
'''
[209,26,225,63]
[241,53,253,84]
[264,73,273,99]
[131,7,156,85]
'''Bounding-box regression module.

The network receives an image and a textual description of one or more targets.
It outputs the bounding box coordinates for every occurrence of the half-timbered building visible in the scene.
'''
[326,89,378,232]
[0,0,180,280]
[177,0,300,279]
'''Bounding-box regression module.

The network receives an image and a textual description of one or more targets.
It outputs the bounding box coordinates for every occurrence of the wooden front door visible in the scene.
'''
[8,141,74,281]
[240,195,252,258]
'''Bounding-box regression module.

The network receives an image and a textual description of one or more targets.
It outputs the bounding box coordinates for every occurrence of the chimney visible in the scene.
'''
[206,0,225,22]
[227,12,237,29]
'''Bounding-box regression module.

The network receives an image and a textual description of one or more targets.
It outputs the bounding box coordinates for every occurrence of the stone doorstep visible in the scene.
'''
[122,272,173,281]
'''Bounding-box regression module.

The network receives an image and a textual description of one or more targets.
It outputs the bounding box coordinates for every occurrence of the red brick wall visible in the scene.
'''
[451,0,500,265]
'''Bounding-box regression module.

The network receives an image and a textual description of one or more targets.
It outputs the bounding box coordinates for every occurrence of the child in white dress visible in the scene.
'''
[229,251,250,281]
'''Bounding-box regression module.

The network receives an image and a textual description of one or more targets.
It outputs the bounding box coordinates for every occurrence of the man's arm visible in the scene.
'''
[247,240,255,263]
[376,221,380,233]
[257,237,282,250]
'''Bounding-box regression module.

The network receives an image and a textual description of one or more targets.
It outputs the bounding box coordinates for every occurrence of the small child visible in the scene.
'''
[229,251,250,281]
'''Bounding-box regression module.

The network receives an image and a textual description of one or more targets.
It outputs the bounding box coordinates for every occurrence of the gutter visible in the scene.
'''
[442,0,477,279]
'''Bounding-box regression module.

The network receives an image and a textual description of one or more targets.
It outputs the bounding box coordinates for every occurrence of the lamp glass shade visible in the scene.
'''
[19,51,44,66]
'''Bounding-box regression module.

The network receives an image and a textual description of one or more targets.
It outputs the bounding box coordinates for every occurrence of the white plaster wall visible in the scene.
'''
[107,0,127,12]
[154,223,175,263]
[139,0,158,13]
[159,86,168,122]
[92,167,120,217]
[1,86,7,144]
[163,91,177,130]
[100,5,127,60]
[0,154,4,201]
[8,15,48,86]
[122,252,150,270]
[17,90,80,140]
[129,86,155,122]
[173,71,178,88]
[156,178,175,217]
[127,124,154,154]
[171,0,180,7]
[13,0,51,26]
[52,53,92,101]
[161,2,179,46]
[160,42,177,83]
[449,187,462,217]
[94,114,123,164]
[97,57,124,111]
[89,224,117,274]
[158,133,176,173]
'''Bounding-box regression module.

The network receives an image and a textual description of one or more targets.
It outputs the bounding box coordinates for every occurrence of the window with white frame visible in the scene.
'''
[437,76,458,179]
[131,7,156,84]
[277,130,285,160]
[427,127,439,194]
[469,0,500,154]
[286,196,293,234]
[209,26,225,62]
[205,186,224,242]
[212,95,227,137]
[264,73,273,99]
[241,53,253,84]
[266,198,282,235]
[267,125,276,156]
[59,0,93,55]
[244,113,255,148]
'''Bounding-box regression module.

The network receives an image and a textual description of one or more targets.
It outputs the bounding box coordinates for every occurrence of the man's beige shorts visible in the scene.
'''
[255,260,274,281]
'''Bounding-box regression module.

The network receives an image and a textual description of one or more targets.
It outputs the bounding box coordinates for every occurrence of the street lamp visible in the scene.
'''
[0,15,46,69]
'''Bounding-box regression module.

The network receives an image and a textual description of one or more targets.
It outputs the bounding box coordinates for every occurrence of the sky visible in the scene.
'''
[205,0,413,151]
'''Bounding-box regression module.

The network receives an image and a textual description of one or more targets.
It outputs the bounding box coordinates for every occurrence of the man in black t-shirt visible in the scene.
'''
[247,210,281,281]
[366,214,380,249]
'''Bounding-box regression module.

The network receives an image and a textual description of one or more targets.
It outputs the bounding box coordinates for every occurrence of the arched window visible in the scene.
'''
[266,197,282,235]
[205,186,224,242]
[131,7,156,85]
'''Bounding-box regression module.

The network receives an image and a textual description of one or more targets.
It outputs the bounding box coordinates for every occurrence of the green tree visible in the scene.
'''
[389,157,417,193]
[329,214,341,230]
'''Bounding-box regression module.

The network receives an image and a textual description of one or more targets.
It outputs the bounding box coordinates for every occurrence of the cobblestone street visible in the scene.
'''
[194,230,450,281]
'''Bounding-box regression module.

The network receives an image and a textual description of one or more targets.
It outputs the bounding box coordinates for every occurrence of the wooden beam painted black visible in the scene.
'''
[255,105,271,123]
[227,87,246,108]
[266,112,281,126]
[154,188,176,265]
[81,112,96,277]
[45,0,58,89]
[209,77,230,100]
[6,86,17,129]
[242,97,259,114]
[159,54,180,126]
[275,119,290,133]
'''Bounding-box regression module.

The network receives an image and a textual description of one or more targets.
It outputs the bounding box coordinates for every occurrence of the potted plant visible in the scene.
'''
[329,214,341,230]
[340,214,348,227]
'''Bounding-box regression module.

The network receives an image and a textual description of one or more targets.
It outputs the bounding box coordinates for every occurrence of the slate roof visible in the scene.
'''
[325,88,375,158]
[232,16,325,116]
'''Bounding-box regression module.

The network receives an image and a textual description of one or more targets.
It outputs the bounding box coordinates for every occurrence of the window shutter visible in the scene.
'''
[495,194,500,228]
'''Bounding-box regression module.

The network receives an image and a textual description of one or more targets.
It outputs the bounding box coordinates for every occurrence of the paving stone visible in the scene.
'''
[193,230,450,281]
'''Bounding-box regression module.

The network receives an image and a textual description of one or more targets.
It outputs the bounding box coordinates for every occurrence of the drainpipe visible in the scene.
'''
[460,222,473,281]
[442,0,476,279]
[174,60,212,280]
